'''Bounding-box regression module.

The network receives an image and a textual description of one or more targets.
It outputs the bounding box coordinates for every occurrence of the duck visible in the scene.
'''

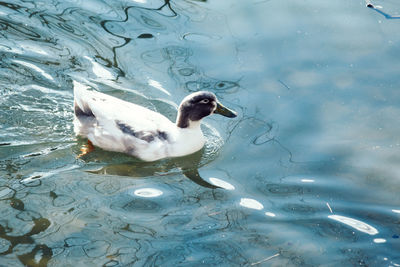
[73,81,237,162]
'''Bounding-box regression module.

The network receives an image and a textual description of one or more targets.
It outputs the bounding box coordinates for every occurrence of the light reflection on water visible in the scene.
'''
[133,188,163,198]
[1,0,400,266]
[328,215,378,235]
[239,198,264,210]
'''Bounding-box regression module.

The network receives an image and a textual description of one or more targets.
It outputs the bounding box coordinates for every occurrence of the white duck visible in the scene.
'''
[73,81,237,162]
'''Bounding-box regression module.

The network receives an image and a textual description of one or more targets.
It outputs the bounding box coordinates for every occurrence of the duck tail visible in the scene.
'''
[73,81,95,118]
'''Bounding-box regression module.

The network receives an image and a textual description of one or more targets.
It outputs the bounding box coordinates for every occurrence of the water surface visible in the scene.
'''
[1,0,400,266]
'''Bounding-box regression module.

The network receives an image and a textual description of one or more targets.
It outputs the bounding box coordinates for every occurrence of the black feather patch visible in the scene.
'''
[157,131,168,141]
[74,103,95,118]
[116,121,168,143]
[138,133,155,143]
[116,121,136,136]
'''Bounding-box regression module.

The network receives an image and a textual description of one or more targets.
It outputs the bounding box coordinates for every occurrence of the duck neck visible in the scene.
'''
[176,110,202,129]
[175,110,205,154]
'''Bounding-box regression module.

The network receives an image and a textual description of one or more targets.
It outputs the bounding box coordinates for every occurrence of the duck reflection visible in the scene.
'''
[80,145,221,189]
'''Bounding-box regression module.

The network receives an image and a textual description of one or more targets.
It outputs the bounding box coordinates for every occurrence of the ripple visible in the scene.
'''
[12,60,54,82]
[35,14,85,37]
[140,14,164,29]
[141,48,165,63]
[143,241,247,266]
[185,80,213,92]
[314,220,357,241]
[185,79,240,93]
[16,210,42,222]
[52,194,75,207]
[282,203,318,214]
[114,246,140,264]
[65,237,91,247]
[253,122,277,145]
[117,223,156,239]
[74,210,108,228]
[0,238,11,253]
[182,32,221,43]
[23,180,56,194]
[104,260,119,266]
[0,186,15,200]
[0,18,41,39]
[178,67,195,76]
[162,46,192,60]
[84,56,115,80]
[213,80,239,92]
[162,215,192,231]
[83,240,111,258]
[118,199,161,213]
[95,180,121,195]
[263,183,304,196]
[201,124,224,165]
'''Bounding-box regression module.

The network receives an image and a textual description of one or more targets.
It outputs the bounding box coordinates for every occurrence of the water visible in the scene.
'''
[1,0,400,266]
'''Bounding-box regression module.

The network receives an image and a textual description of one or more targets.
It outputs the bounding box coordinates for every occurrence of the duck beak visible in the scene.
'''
[214,102,237,118]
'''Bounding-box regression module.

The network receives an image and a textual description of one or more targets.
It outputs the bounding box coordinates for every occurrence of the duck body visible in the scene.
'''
[73,81,236,162]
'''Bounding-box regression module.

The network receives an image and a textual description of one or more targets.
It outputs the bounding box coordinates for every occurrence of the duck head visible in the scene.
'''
[176,91,237,128]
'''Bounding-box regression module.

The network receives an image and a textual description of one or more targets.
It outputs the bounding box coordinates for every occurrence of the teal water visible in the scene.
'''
[1,0,400,266]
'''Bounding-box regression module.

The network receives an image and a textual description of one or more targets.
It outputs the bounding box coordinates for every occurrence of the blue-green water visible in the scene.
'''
[1,0,400,266]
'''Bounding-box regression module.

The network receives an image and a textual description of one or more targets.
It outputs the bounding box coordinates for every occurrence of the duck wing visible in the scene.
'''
[73,81,175,158]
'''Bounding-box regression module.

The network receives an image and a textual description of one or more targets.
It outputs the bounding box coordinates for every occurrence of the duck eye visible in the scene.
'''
[199,99,210,104]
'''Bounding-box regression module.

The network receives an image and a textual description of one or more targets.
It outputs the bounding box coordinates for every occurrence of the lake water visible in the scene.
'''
[1,0,400,266]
